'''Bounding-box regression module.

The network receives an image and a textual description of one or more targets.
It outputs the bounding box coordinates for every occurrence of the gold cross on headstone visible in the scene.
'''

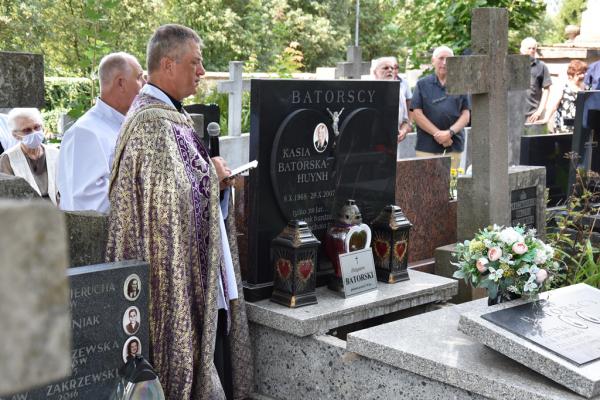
[445,8,530,239]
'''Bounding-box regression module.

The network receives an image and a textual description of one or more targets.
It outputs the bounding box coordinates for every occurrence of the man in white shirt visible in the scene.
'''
[57,52,145,212]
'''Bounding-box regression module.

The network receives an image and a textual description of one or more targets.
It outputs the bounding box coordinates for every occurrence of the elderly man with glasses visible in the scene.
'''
[0,108,59,204]
[371,57,413,142]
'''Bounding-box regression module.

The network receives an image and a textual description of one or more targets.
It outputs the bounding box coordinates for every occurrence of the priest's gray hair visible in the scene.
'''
[7,108,43,132]
[98,52,137,93]
[147,24,203,73]
[432,46,454,59]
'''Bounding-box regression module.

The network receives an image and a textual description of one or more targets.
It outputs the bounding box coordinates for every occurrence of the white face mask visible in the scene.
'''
[21,130,44,149]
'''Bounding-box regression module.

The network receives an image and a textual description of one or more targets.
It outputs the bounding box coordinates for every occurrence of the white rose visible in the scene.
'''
[544,244,554,258]
[534,249,547,265]
[499,227,523,245]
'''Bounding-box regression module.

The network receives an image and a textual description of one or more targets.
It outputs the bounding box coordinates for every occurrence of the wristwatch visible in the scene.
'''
[449,128,456,136]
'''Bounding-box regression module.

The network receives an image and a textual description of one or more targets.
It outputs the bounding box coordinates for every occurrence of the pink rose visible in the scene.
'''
[487,247,502,262]
[512,242,528,255]
[536,269,548,284]
[476,257,489,273]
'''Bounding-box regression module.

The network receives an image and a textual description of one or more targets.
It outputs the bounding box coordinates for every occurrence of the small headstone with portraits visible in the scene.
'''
[1,261,150,400]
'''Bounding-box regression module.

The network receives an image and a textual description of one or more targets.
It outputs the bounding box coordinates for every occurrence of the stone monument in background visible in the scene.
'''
[0,51,72,397]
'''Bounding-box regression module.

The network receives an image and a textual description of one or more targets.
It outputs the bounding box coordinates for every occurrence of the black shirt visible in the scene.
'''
[147,82,183,112]
[525,58,551,116]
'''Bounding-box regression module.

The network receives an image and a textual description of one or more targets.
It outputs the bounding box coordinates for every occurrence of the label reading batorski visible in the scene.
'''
[339,248,378,298]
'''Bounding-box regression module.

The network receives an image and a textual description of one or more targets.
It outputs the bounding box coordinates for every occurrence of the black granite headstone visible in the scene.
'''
[184,103,221,147]
[3,261,150,400]
[568,90,600,196]
[520,133,571,206]
[482,284,600,366]
[246,79,399,301]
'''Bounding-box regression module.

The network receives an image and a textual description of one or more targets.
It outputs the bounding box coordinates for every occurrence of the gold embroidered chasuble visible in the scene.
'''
[106,95,252,400]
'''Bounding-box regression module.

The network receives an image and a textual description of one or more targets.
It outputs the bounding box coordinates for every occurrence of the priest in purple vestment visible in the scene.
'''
[106,24,253,400]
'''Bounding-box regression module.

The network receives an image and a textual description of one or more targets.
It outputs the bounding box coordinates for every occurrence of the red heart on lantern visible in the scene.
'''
[374,239,389,259]
[394,240,407,262]
[277,258,291,280]
[297,260,313,281]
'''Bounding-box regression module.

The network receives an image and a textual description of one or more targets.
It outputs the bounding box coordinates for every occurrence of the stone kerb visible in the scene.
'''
[0,200,71,396]
[246,270,457,337]
[0,173,41,200]
[346,299,592,400]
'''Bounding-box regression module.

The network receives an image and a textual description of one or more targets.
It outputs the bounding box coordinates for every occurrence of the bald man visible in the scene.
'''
[58,52,145,212]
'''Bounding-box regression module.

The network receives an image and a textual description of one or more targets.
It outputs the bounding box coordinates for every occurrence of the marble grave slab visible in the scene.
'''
[459,284,600,398]
[347,298,598,400]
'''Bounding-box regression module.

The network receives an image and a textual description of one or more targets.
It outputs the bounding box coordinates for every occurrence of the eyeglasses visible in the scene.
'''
[381,65,399,71]
[14,124,42,134]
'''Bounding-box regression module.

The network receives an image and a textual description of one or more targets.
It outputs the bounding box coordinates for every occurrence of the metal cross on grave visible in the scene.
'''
[217,61,250,136]
[445,8,530,240]
[335,46,371,80]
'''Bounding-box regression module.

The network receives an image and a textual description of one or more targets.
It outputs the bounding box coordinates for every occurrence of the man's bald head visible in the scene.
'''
[99,52,139,94]
[97,52,145,114]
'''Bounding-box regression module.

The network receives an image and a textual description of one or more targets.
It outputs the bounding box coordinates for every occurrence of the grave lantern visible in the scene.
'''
[325,199,372,292]
[371,205,412,283]
[270,220,320,308]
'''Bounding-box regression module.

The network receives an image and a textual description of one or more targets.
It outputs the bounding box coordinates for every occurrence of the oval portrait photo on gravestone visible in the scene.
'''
[123,274,141,301]
[313,123,329,153]
[122,305,141,336]
[122,336,141,363]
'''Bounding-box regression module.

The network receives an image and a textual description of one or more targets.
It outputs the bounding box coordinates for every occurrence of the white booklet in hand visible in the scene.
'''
[229,160,258,177]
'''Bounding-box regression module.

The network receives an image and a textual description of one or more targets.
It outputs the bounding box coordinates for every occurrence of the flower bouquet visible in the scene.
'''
[453,225,561,303]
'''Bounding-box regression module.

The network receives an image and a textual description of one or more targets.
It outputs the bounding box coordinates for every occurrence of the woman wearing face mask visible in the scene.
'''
[0,108,59,205]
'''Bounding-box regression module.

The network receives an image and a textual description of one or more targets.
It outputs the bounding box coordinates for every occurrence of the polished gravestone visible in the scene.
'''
[569,91,600,196]
[246,79,399,300]
[2,261,150,400]
[520,133,571,207]
[459,284,600,398]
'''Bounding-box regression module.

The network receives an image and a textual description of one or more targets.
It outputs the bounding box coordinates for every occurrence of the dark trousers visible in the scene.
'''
[214,309,233,400]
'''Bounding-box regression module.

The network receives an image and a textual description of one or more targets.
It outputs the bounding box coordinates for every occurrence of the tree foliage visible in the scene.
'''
[0,0,547,74]
[395,0,546,68]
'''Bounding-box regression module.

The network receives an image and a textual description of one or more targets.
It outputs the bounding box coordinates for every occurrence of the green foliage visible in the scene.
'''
[0,0,548,74]
[546,158,600,289]
[268,42,305,77]
[187,81,251,134]
[396,0,547,68]
[538,0,587,45]
[44,77,96,115]
[40,77,97,135]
